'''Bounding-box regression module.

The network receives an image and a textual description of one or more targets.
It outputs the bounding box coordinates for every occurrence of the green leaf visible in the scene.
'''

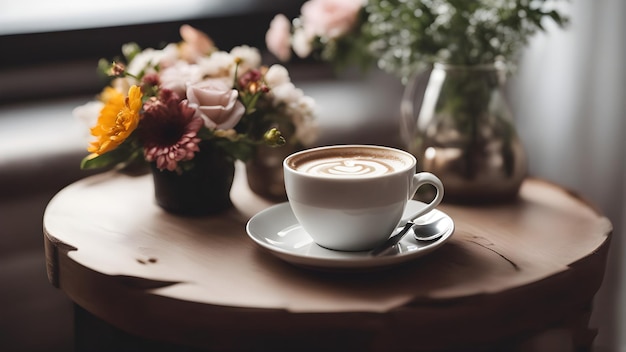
[81,152,122,170]
[80,141,139,170]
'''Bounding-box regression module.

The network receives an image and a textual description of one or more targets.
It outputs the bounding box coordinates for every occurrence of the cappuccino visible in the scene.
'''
[287,146,411,178]
[283,145,444,251]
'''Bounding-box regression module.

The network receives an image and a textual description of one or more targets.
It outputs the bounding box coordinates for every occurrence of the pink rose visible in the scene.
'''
[186,79,245,130]
[266,14,292,62]
[301,0,363,39]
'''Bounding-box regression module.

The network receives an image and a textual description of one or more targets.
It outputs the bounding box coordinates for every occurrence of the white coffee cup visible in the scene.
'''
[283,145,444,251]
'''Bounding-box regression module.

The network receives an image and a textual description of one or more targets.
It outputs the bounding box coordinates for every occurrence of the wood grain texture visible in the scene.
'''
[43,162,612,351]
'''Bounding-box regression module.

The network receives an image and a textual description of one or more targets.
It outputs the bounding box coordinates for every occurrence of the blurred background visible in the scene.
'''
[0,0,623,351]
[511,0,625,350]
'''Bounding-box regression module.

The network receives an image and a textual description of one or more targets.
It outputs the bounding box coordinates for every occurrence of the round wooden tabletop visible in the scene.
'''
[43,163,612,351]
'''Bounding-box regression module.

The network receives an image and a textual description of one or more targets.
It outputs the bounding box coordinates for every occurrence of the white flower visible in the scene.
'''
[197,51,234,78]
[195,52,239,89]
[296,95,316,116]
[292,28,314,58]
[126,44,178,77]
[230,45,262,75]
[264,64,292,88]
[271,82,304,106]
[159,61,203,98]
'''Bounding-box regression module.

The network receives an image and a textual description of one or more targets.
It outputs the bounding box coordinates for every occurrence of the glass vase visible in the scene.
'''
[151,146,234,216]
[401,62,527,203]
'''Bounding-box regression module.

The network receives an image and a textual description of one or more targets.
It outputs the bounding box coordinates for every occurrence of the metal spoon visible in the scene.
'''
[370,217,449,256]
[412,217,450,241]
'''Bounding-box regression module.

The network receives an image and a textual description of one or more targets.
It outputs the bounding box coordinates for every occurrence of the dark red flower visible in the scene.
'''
[140,89,203,171]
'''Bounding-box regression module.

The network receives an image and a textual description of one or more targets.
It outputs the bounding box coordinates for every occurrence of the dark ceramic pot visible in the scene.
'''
[151,147,234,216]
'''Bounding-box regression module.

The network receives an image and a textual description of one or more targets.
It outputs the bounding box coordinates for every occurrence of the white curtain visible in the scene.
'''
[510,0,626,350]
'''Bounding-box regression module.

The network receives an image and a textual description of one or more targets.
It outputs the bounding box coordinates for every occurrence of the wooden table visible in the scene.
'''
[43,163,612,351]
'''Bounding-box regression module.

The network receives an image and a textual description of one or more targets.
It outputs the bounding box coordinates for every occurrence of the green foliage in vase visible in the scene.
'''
[365,0,568,78]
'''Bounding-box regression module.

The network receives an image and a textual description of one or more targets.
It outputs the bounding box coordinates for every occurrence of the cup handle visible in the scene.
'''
[400,172,444,223]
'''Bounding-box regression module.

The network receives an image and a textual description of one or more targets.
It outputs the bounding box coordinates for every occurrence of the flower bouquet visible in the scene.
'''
[266,0,568,80]
[74,25,317,214]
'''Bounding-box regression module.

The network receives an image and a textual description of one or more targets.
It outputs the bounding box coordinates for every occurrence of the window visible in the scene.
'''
[0,0,304,103]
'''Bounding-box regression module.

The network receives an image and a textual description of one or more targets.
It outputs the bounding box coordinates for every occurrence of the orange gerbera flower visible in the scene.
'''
[88,85,143,155]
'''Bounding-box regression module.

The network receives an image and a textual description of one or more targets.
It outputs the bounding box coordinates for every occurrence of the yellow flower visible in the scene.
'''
[87,85,143,155]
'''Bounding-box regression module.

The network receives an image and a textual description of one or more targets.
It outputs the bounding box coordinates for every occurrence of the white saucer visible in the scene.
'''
[246,201,454,271]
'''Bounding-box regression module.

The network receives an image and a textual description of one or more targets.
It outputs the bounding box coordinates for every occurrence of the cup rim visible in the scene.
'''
[283,144,417,179]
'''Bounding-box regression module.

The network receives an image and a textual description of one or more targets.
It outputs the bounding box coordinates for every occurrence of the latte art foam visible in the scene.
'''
[287,146,414,179]
[305,159,392,177]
